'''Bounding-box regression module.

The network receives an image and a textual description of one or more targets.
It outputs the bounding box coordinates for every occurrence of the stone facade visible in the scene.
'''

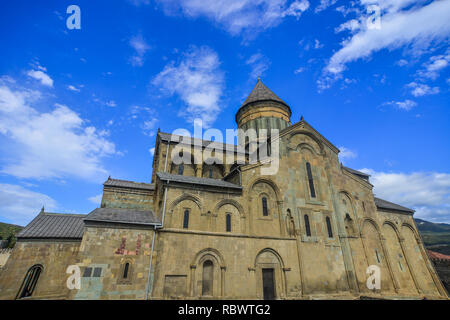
[0,249,12,269]
[0,79,447,300]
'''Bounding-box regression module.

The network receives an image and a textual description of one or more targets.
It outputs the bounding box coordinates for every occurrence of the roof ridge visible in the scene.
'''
[241,79,289,108]
[158,131,239,148]
[42,212,86,217]
[107,177,153,185]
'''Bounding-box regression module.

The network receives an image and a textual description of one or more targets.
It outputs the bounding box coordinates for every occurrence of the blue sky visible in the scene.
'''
[0,0,449,225]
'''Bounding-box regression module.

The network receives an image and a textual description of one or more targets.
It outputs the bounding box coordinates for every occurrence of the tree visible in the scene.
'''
[6,233,16,248]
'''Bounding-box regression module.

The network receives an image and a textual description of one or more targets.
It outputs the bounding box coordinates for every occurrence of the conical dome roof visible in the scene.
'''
[240,78,289,108]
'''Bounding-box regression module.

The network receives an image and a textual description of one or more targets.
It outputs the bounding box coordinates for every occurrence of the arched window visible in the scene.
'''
[304,215,311,237]
[178,164,184,175]
[123,263,130,279]
[183,209,189,229]
[18,265,42,299]
[226,214,231,232]
[262,197,269,216]
[306,162,316,198]
[202,260,214,296]
[209,167,213,178]
[326,216,333,238]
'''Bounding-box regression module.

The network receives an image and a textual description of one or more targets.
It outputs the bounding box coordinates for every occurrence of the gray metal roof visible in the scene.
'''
[241,79,289,108]
[84,207,160,226]
[158,132,247,154]
[104,177,155,191]
[343,166,370,178]
[17,212,85,239]
[157,172,242,190]
[374,197,414,214]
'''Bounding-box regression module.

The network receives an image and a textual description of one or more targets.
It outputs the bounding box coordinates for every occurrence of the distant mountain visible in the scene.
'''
[415,218,450,255]
[415,218,450,233]
[0,222,23,248]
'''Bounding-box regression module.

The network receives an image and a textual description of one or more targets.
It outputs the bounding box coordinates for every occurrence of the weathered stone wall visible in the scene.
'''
[0,248,12,268]
[149,120,448,299]
[101,186,153,211]
[69,226,155,300]
[0,241,81,300]
[152,231,301,299]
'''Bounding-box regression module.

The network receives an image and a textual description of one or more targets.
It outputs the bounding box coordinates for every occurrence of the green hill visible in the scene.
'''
[0,222,23,248]
[415,218,450,255]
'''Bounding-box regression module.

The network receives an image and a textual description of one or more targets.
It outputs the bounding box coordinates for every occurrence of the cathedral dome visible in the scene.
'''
[235,78,292,134]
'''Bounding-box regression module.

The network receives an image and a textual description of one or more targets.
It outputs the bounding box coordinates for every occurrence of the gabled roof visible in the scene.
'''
[374,197,414,214]
[427,250,450,261]
[84,207,160,226]
[104,177,155,191]
[343,166,370,181]
[241,78,289,108]
[17,212,85,240]
[156,172,242,190]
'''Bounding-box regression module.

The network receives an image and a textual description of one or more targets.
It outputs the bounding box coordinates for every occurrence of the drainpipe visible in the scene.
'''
[144,180,169,300]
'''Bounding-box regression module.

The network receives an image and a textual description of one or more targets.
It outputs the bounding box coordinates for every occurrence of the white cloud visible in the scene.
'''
[156,0,309,36]
[396,59,409,67]
[294,67,306,74]
[105,100,117,107]
[0,184,57,225]
[338,146,357,163]
[149,147,155,156]
[142,117,159,136]
[0,83,118,181]
[246,53,270,79]
[335,19,360,33]
[67,85,80,92]
[360,169,450,223]
[324,1,450,76]
[406,82,440,97]
[129,34,151,67]
[129,105,159,136]
[416,51,450,80]
[27,69,54,87]
[88,194,102,205]
[152,46,224,127]
[383,99,417,111]
[314,39,324,49]
[315,0,338,13]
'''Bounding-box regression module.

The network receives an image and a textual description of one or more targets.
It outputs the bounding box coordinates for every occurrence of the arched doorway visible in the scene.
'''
[254,249,285,300]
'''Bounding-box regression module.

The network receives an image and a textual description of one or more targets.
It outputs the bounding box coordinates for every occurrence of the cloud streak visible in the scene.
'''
[152,46,224,127]
[156,0,310,37]
[324,1,450,76]
[0,81,118,182]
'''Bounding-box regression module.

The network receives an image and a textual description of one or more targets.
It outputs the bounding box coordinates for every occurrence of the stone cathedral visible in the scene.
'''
[0,79,447,300]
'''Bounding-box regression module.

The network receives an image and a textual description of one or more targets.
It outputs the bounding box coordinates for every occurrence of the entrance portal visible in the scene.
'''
[262,268,275,300]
